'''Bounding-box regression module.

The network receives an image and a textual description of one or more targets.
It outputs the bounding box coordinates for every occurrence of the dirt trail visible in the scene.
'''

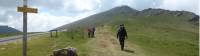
[86,26,145,56]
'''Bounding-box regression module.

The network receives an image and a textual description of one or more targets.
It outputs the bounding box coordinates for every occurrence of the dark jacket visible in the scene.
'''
[117,27,127,38]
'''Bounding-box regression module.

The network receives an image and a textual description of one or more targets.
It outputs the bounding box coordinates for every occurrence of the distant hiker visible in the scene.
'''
[92,27,96,37]
[117,24,128,50]
[87,27,92,38]
[87,27,96,38]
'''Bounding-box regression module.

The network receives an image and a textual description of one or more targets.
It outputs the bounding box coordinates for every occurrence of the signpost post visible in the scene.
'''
[17,0,37,56]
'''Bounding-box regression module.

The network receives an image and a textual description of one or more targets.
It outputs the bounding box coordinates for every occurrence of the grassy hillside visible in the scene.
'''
[55,6,198,56]
[0,26,21,34]
[0,26,22,38]
[0,33,22,38]
[55,6,138,30]
[56,6,197,31]
[109,15,198,56]
[0,29,89,56]
[0,5,198,56]
[0,32,41,38]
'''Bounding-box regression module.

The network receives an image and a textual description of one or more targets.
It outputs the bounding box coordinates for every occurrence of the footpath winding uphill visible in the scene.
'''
[86,26,146,56]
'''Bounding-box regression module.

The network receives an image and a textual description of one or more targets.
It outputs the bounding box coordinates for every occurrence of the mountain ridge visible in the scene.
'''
[0,26,21,34]
[55,5,199,30]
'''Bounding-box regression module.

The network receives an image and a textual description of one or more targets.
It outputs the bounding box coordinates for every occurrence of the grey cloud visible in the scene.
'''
[45,0,102,17]
[0,0,20,8]
[0,0,199,31]
[0,8,20,24]
[0,0,21,25]
[99,0,118,11]
[0,14,8,23]
[134,0,163,10]
[29,0,65,10]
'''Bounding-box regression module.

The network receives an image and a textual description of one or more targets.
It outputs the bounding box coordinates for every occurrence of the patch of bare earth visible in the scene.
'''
[86,26,146,56]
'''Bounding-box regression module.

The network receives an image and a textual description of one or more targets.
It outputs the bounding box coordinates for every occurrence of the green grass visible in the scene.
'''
[0,33,22,38]
[110,15,198,56]
[0,29,89,56]
[0,32,43,38]
[0,34,9,38]
[0,15,198,56]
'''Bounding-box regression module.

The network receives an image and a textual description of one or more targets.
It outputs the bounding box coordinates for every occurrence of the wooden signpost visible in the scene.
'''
[17,0,38,56]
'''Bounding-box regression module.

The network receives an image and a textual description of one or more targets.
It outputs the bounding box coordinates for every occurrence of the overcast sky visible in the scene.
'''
[0,0,199,32]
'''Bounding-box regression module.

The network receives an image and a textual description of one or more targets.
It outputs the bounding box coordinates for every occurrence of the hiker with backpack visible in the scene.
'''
[117,24,128,50]
[87,27,92,38]
[92,27,96,37]
[87,26,96,38]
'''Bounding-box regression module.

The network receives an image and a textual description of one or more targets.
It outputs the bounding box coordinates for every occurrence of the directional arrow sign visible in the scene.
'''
[17,7,38,13]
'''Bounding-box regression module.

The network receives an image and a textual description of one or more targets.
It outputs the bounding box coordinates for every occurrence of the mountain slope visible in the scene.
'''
[54,5,198,56]
[0,26,21,34]
[56,5,139,30]
[56,5,198,30]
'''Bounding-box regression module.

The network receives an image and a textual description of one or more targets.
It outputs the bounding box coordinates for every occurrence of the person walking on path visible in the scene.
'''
[92,27,96,37]
[117,24,128,50]
[87,27,92,38]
